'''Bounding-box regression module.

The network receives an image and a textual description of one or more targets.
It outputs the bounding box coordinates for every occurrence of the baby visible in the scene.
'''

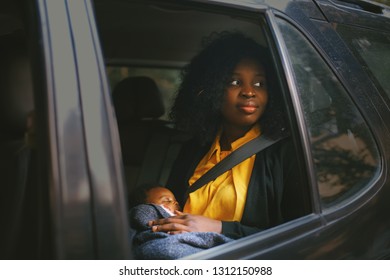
[128,184,180,216]
[128,183,232,259]
[143,185,180,216]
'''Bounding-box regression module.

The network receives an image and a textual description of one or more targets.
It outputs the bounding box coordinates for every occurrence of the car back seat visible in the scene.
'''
[112,76,189,200]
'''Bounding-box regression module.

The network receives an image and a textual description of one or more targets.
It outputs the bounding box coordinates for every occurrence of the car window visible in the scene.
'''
[95,1,311,224]
[276,17,381,209]
[335,25,390,100]
[106,66,181,121]
[94,1,276,195]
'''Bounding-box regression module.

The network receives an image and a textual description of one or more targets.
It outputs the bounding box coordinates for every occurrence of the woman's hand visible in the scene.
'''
[148,210,222,235]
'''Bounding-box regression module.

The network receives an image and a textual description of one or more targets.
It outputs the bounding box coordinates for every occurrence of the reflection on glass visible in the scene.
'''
[337,25,390,99]
[277,18,380,208]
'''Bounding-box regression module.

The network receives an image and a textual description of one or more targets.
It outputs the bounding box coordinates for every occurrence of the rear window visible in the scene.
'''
[336,25,390,100]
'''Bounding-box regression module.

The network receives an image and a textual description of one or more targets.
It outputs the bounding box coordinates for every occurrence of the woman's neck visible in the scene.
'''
[220,124,252,151]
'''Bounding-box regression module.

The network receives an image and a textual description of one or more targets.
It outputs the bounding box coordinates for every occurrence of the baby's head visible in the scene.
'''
[129,184,180,213]
[145,186,180,213]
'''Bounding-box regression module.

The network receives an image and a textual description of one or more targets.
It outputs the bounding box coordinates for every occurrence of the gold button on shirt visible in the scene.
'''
[185,125,261,222]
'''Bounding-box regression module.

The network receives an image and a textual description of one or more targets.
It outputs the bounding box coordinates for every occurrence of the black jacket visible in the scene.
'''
[167,137,309,239]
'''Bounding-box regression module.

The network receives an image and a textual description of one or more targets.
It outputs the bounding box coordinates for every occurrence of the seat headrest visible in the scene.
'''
[112,76,165,123]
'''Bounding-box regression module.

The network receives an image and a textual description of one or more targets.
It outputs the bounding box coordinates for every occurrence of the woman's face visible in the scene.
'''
[221,58,268,130]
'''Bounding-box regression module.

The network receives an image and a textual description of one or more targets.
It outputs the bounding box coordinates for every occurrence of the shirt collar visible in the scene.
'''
[207,124,261,160]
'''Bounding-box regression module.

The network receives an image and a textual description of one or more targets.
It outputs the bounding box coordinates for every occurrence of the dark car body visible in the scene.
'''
[0,0,389,259]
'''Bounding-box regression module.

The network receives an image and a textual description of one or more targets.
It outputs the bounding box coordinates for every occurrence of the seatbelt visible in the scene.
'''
[185,135,285,199]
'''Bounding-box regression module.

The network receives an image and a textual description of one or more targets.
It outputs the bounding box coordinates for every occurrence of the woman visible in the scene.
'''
[150,32,308,239]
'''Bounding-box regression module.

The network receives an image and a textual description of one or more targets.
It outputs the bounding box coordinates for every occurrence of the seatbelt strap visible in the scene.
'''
[185,135,285,199]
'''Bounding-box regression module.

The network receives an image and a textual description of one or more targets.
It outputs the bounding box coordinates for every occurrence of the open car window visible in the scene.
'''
[94,0,313,259]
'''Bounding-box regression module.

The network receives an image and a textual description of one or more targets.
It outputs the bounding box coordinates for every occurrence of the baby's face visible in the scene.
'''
[145,187,180,213]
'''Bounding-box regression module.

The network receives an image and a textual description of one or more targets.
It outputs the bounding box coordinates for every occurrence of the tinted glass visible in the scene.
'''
[276,18,381,208]
[336,25,390,100]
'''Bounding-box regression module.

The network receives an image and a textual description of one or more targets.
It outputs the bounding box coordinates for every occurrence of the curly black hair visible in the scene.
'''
[170,31,287,145]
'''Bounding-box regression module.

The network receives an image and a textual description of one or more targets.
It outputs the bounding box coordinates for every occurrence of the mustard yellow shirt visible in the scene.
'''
[184,125,261,221]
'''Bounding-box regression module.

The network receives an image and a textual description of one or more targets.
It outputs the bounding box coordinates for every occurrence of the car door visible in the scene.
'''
[34,0,130,259]
[24,0,388,260]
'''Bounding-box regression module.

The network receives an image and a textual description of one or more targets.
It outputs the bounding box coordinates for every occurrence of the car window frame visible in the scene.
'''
[36,0,130,259]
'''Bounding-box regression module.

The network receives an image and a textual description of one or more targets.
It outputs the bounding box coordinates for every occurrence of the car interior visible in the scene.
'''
[93,0,307,198]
